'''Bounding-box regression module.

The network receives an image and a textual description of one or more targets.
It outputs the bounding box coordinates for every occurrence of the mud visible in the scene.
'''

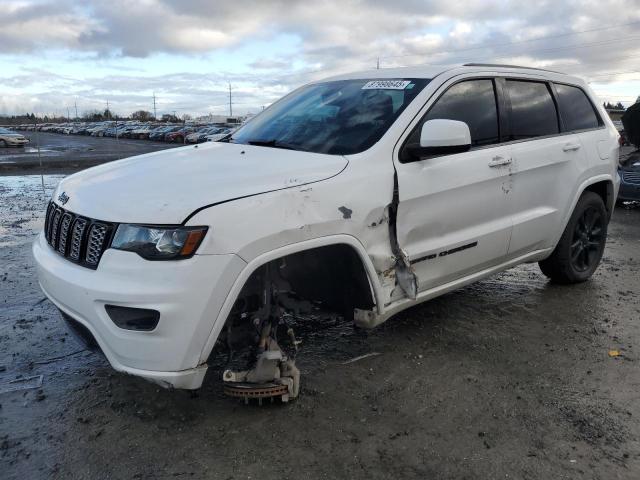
[1,173,640,479]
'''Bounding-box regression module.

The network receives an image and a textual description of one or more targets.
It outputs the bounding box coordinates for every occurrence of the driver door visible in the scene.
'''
[394,77,513,292]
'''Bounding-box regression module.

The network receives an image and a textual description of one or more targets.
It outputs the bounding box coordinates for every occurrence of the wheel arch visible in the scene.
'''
[197,235,384,365]
[583,178,615,220]
[551,175,615,250]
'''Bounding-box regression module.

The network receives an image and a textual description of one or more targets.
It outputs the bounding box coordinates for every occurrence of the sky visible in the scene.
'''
[0,0,639,118]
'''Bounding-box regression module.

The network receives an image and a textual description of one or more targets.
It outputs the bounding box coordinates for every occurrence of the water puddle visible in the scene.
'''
[0,148,60,162]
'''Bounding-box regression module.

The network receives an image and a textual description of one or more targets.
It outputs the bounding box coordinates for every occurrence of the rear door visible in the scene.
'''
[503,79,590,257]
[394,77,514,293]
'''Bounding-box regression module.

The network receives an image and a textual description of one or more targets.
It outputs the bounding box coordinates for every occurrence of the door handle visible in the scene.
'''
[488,156,512,167]
[563,142,581,152]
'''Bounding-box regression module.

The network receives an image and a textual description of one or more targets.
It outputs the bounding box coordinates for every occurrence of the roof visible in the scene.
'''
[320,63,585,86]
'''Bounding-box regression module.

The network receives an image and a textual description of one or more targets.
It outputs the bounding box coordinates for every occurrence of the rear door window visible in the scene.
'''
[506,80,559,140]
[555,83,601,131]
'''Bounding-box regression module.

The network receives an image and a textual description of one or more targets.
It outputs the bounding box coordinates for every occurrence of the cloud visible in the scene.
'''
[0,0,639,115]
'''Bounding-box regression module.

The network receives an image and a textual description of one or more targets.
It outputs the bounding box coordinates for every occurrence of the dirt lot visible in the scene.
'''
[0,132,178,175]
[1,170,639,479]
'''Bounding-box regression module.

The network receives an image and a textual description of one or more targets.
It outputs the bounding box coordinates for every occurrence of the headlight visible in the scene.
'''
[111,225,208,260]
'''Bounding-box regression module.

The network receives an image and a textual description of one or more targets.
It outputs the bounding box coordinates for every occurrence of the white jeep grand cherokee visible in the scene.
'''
[34,64,620,393]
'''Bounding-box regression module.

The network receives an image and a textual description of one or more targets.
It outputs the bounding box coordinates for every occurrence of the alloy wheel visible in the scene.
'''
[570,206,604,272]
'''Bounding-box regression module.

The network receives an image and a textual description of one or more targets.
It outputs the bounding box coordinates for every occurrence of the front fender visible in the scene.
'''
[197,234,385,365]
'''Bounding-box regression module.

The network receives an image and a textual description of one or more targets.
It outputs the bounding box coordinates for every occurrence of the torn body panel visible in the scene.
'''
[387,172,418,300]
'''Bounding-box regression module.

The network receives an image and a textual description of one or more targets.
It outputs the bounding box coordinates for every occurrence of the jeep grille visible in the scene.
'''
[43,202,115,269]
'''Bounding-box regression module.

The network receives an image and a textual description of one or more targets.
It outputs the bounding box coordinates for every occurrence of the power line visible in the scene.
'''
[378,20,640,62]
[586,69,640,79]
[398,35,640,71]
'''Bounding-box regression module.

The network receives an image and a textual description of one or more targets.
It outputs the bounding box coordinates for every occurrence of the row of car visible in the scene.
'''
[12,122,235,144]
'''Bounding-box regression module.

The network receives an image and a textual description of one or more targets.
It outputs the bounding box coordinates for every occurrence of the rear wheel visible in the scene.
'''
[538,192,607,284]
[0,139,7,148]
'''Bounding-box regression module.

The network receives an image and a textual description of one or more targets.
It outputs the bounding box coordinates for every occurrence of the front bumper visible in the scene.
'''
[33,233,246,389]
[618,180,640,201]
[5,137,29,146]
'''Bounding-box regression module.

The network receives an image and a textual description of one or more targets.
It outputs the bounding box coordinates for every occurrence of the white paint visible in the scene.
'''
[419,119,471,148]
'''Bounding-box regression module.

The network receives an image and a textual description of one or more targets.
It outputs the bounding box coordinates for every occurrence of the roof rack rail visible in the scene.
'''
[462,63,562,74]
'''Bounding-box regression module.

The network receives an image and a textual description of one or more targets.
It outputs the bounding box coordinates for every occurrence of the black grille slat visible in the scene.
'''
[50,210,62,249]
[69,218,87,261]
[57,213,73,254]
[44,201,114,269]
[44,203,54,241]
[85,224,109,266]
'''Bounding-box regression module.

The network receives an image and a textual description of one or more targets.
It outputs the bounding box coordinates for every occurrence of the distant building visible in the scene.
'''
[605,108,626,122]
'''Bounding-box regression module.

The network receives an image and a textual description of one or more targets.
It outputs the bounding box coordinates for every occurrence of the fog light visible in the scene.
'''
[105,305,160,331]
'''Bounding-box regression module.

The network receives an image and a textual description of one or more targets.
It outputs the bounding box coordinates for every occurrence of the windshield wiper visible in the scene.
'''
[246,139,299,150]
[217,133,234,142]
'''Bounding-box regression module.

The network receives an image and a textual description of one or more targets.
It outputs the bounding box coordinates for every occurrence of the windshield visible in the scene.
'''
[230,78,429,155]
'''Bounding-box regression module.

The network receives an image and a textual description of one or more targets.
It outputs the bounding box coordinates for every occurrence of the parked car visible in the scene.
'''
[90,124,111,137]
[149,125,179,141]
[184,126,221,143]
[618,151,640,202]
[164,127,195,143]
[0,127,29,147]
[205,128,233,142]
[34,64,619,399]
[130,125,155,139]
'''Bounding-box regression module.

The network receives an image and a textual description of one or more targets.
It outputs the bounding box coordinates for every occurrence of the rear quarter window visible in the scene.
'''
[506,80,559,140]
[555,83,601,131]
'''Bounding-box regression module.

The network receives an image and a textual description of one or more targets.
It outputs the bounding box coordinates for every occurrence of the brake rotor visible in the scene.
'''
[223,382,290,405]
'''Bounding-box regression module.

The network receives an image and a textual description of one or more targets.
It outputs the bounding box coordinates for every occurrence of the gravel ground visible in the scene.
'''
[0,132,179,175]
[1,171,639,479]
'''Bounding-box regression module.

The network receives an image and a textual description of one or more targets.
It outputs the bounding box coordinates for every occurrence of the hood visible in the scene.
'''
[53,142,348,224]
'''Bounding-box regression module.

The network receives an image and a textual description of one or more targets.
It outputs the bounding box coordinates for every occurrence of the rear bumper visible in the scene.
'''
[33,232,246,389]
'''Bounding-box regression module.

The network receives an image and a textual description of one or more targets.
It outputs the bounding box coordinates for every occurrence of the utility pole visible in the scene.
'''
[228,82,233,117]
[66,107,70,121]
[153,92,157,120]
[106,99,110,119]
[74,100,78,120]
[376,57,380,69]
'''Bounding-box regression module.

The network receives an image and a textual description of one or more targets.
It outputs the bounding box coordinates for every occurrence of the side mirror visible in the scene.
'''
[405,119,471,160]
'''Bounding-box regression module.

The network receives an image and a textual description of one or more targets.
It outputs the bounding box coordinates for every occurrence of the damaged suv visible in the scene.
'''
[34,64,620,399]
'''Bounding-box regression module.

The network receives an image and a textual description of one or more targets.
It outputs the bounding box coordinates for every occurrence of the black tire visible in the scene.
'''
[0,139,7,148]
[539,191,608,284]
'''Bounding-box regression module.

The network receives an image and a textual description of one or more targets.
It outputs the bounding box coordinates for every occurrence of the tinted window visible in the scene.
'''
[506,80,559,140]
[411,79,500,149]
[555,83,600,131]
[230,78,429,155]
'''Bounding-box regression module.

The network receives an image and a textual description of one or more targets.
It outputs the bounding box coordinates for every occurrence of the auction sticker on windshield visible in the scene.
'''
[362,80,411,90]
